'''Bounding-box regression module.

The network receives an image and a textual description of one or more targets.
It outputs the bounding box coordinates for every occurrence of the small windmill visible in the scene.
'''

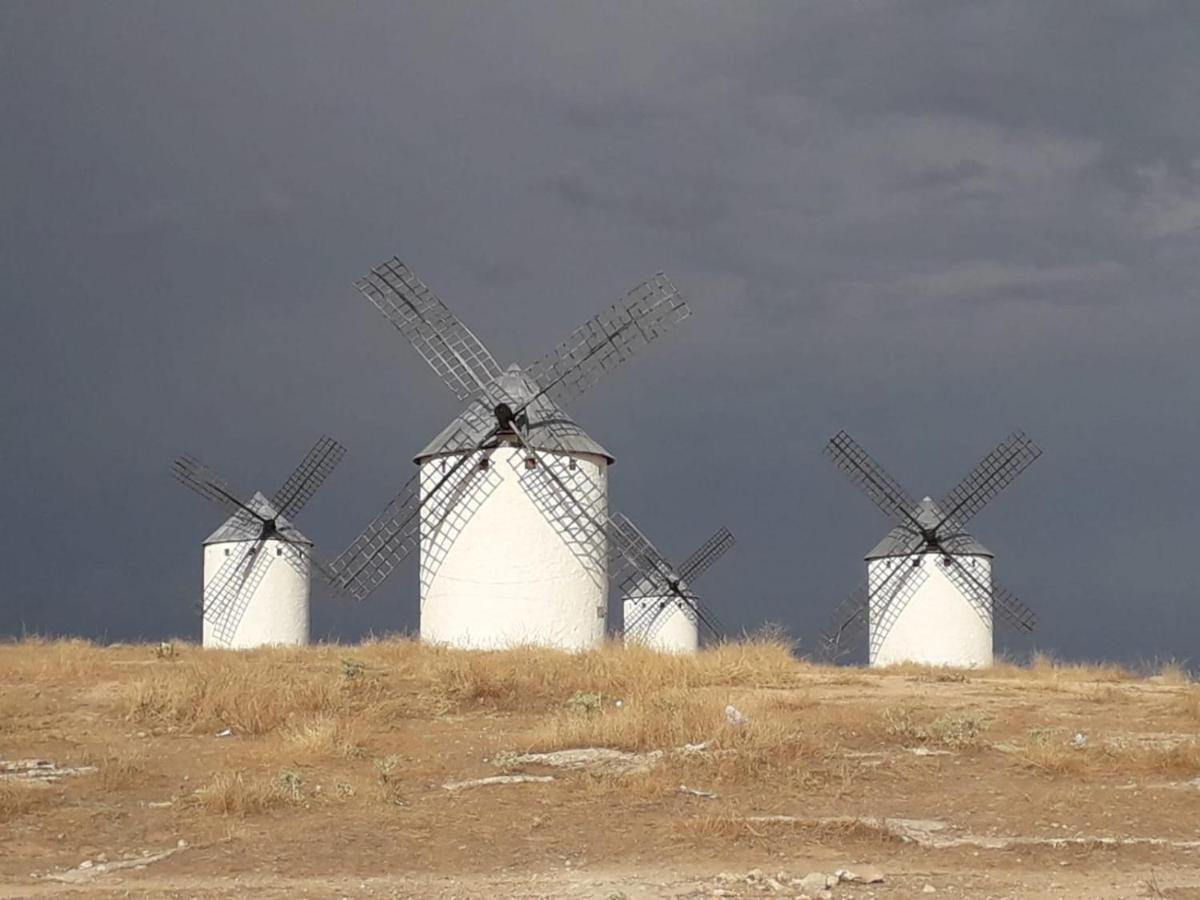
[330,257,693,651]
[172,435,345,648]
[822,430,1041,667]
[621,521,734,652]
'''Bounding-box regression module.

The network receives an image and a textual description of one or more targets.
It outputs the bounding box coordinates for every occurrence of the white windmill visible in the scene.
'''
[822,431,1041,668]
[621,521,734,653]
[172,436,345,648]
[330,257,696,651]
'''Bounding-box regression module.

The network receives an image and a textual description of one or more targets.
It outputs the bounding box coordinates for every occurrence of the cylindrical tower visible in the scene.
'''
[865,496,994,668]
[415,367,613,651]
[201,499,311,649]
[623,597,699,653]
[866,552,994,668]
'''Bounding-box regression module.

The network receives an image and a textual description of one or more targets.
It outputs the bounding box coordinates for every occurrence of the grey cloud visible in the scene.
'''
[3,1,1200,666]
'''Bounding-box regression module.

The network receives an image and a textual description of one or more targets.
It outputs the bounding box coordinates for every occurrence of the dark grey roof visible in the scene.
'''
[414,364,614,463]
[202,491,312,546]
[865,497,992,560]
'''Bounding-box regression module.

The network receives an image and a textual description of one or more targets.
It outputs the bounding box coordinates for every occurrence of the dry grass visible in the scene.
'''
[86,753,145,792]
[1014,728,1200,777]
[124,655,341,735]
[1174,688,1200,723]
[988,652,1135,684]
[190,769,297,816]
[1015,729,1091,775]
[0,782,55,820]
[118,638,807,736]
[880,706,989,749]
[278,715,365,761]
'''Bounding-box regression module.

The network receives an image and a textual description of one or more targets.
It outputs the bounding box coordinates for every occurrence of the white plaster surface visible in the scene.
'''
[418,445,608,651]
[623,597,700,653]
[201,539,310,649]
[868,553,993,668]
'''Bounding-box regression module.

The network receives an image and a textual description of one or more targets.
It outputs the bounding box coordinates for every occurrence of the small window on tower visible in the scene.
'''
[224,548,230,557]
[479,458,490,471]
[525,457,537,470]
[568,458,578,470]
[276,547,284,557]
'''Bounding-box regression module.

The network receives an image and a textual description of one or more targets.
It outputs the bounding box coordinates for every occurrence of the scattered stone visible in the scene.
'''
[0,759,98,783]
[440,775,555,791]
[836,867,885,884]
[923,884,937,893]
[678,784,718,799]
[509,747,663,775]
[797,872,829,894]
[45,846,188,884]
[724,704,750,727]
[214,728,233,738]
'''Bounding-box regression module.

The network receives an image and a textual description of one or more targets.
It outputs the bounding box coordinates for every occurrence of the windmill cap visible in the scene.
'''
[414,363,615,464]
[864,497,992,561]
[202,491,313,546]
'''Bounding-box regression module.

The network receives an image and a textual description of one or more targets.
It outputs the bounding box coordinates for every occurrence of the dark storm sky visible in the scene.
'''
[3,2,1199,664]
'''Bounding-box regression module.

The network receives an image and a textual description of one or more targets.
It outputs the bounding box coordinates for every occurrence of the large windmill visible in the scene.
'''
[172,436,345,648]
[822,431,1041,667]
[621,520,734,653]
[329,257,700,651]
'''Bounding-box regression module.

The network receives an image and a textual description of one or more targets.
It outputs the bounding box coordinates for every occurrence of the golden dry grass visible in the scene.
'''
[1174,687,1200,722]
[190,769,297,817]
[0,782,55,821]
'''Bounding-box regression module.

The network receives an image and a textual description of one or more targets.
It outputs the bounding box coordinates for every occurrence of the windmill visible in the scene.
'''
[329,257,693,651]
[822,430,1041,667]
[172,435,346,648]
[621,521,734,653]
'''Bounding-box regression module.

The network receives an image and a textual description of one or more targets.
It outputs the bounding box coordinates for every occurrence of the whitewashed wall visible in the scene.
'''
[868,554,993,668]
[418,445,609,651]
[623,597,699,653]
[201,539,310,648]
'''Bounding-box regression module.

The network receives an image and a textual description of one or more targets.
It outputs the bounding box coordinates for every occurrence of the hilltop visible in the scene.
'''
[2,639,1199,898]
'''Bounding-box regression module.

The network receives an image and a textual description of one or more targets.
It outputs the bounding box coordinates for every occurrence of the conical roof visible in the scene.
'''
[414,364,614,463]
[202,491,313,546]
[865,496,992,560]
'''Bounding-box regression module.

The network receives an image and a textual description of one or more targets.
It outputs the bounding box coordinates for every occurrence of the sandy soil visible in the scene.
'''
[1,643,1198,899]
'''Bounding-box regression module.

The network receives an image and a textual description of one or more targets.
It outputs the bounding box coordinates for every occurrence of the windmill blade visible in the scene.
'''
[940,554,1038,634]
[202,540,276,647]
[676,527,736,585]
[328,472,422,600]
[271,435,347,520]
[820,584,869,662]
[867,552,932,658]
[610,513,724,640]
[524,273,690,410]
[937,554,998,629]
[820,533,924,661]
[329,415,494,601]
[935,431,1042,531]
[355,256,504,401]
[271,530,337,586]
[824,432,922,531]
[990,579,1038,633]
[172,455,263,524]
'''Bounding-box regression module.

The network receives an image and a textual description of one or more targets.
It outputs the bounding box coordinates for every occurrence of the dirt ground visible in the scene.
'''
[1,640,1198,899]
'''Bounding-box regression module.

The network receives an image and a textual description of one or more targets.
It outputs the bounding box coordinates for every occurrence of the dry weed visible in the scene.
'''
[124,655,339,735]
[1014,728,1090,774]
[191,770,295,816]
[0,782,54,820]
[279,715,365,761]
[1173,688,1200,723]
[87,753,145,792]
[881,706,988,749]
